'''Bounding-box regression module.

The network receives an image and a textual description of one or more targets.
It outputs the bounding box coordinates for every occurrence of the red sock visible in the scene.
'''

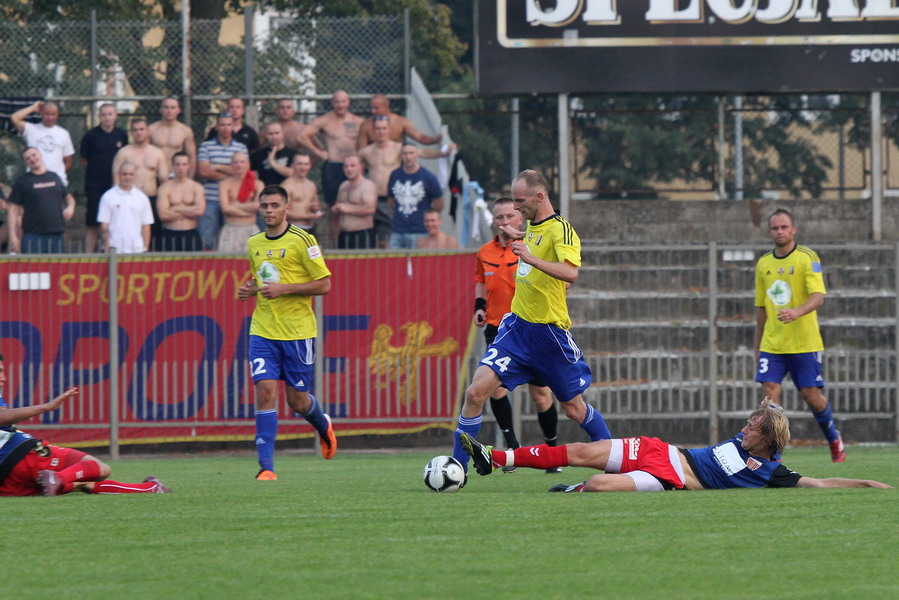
[509,444,569,469]
[54,460,102,493]
[91,480,159,494]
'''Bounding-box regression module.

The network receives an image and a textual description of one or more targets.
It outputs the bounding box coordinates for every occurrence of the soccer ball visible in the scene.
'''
[423,455,466,493]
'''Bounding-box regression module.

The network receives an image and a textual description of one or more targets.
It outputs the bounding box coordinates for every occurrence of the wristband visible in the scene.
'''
[474,298,487,313]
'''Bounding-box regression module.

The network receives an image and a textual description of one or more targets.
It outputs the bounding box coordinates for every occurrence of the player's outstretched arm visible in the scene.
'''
[796,476,892,489]
[0,387,78,426]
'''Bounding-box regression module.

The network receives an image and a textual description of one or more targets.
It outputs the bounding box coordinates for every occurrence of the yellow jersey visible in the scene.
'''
[755,244,826,354]
[510,214,581,330]
[247,225,332,340]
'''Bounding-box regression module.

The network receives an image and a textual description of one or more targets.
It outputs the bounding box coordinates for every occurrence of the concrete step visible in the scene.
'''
[567,289,896,321]
[581,244,897,269]
[571,318,895,351]
[583,350,895,383]
[575,264,895,292]
[582,379,896,412]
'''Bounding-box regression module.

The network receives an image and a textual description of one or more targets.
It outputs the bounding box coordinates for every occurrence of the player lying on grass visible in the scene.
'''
[460,400,891,492]
[0,353,170,496]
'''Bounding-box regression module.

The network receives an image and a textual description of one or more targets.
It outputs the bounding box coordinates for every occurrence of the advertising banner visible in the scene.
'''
[0,253,473,446]
[478,0,899,93]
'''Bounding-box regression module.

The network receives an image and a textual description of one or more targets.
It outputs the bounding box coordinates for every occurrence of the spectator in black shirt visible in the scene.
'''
[207,96,259,152]
[79,103,127,252]
[6,147,75,254]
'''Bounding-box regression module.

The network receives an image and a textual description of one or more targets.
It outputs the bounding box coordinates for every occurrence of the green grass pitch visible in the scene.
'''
[5,446,897,600]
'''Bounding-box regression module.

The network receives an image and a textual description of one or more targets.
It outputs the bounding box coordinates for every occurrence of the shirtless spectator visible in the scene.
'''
[356,94,442,149]
[156,152,205,252]
[281,153,322,235]
[275,99,307,151]
[217,152,262,253]
[112,118,168,248]
[332,155,376,250]
[416,209,458,250]
[11,100,75,187]
[250,122,297,187]
[359,116,454,248]
[149,96,197,178]
[207,97,259,153]
[300,90,363,208]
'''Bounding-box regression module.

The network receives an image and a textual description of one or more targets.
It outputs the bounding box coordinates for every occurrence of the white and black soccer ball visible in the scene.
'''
[423,455,466,493]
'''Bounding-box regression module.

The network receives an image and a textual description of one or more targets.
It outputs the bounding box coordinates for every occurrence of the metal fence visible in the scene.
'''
[2,244,896,457]
[502,243,898,447]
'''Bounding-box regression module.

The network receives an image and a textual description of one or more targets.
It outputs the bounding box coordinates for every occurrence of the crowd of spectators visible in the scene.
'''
[0,92,457,254]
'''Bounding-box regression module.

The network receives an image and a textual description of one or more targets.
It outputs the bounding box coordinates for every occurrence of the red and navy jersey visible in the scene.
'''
[684,433,801,489]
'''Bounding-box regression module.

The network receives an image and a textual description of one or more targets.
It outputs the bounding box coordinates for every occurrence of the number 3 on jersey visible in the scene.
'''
[482,348,511,372]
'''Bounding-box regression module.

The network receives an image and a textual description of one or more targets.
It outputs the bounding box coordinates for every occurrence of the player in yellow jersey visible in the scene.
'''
[238,185,337,480]
[754,208,844,462]
[452,170,611,476]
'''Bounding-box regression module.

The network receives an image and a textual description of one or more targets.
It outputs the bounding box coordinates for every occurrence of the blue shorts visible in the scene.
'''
[249,335,316,391]
[755,351,824,389]
[481,313,591,402]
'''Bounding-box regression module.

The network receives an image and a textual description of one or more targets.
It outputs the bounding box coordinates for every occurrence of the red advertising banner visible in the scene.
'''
[0,253,474,447]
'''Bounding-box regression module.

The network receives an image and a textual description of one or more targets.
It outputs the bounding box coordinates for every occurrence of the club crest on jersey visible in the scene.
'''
[767,280,792,306]
[279,248,286,258]
[528,232,534,242]
[266,250,273,258]
[257,261,280,284]
[777,268,784,275]
[535,235,543,246]
[789,266,794,274]
[746,457,762,471]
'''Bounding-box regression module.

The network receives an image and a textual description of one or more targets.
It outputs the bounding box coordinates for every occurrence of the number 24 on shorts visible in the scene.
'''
[482,348,511,372]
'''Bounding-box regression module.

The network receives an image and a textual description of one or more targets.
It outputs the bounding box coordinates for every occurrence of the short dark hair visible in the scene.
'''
[172,151,190,162]
[494,196,515,208]
[218,112,233,122]
[260,185,289,203]
[768,208,795,227]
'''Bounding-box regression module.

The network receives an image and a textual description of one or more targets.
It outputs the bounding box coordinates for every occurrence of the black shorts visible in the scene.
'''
[85,189,104,227]
[338,228,375,250]
[156,228,203,252]
[483,323,547,388]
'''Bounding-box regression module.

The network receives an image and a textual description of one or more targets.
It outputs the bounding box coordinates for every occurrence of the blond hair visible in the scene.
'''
[749,399,791,455]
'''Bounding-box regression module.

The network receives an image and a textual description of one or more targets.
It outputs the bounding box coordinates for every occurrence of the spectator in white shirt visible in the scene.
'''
[11,100,75,187]
[98,162,154,254]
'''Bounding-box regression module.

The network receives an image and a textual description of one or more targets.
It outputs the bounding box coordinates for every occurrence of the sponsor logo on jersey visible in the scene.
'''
[767,280,792,306]
[307,245,322,260]
[746,457,762,471]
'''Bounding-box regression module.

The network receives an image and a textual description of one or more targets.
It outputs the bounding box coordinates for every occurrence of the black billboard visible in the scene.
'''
[477,1,899,94]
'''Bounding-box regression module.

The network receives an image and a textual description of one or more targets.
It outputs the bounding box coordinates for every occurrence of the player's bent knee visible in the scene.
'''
[560,397,587,422]
[584,473,642,493]
[87,457,111,479]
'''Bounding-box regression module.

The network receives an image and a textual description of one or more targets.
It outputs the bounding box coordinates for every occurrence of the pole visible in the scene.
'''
[510,97,520,181]
[708,242,719,446]
[871,91,883,241]
[244,5,255,103]
[717,96,726,200]
[734,96,744,201]
[182,0,191,127]
[108,250,120,460]
[558,93,570,217]
[403,9,411,96]
[90,10,98,127]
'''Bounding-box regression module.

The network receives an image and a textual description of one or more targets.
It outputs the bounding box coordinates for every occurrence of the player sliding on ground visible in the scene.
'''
[460,400,891,492]
[0,353,170,496]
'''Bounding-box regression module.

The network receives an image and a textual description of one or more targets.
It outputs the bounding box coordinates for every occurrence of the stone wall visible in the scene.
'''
[570,198,899,243]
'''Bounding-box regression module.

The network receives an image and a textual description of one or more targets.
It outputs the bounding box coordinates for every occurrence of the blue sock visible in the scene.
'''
[453,414,483,472]
[255,409,278,471]
[812,404,839,444]
[580,404,612,441]
[300,394,330,437]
